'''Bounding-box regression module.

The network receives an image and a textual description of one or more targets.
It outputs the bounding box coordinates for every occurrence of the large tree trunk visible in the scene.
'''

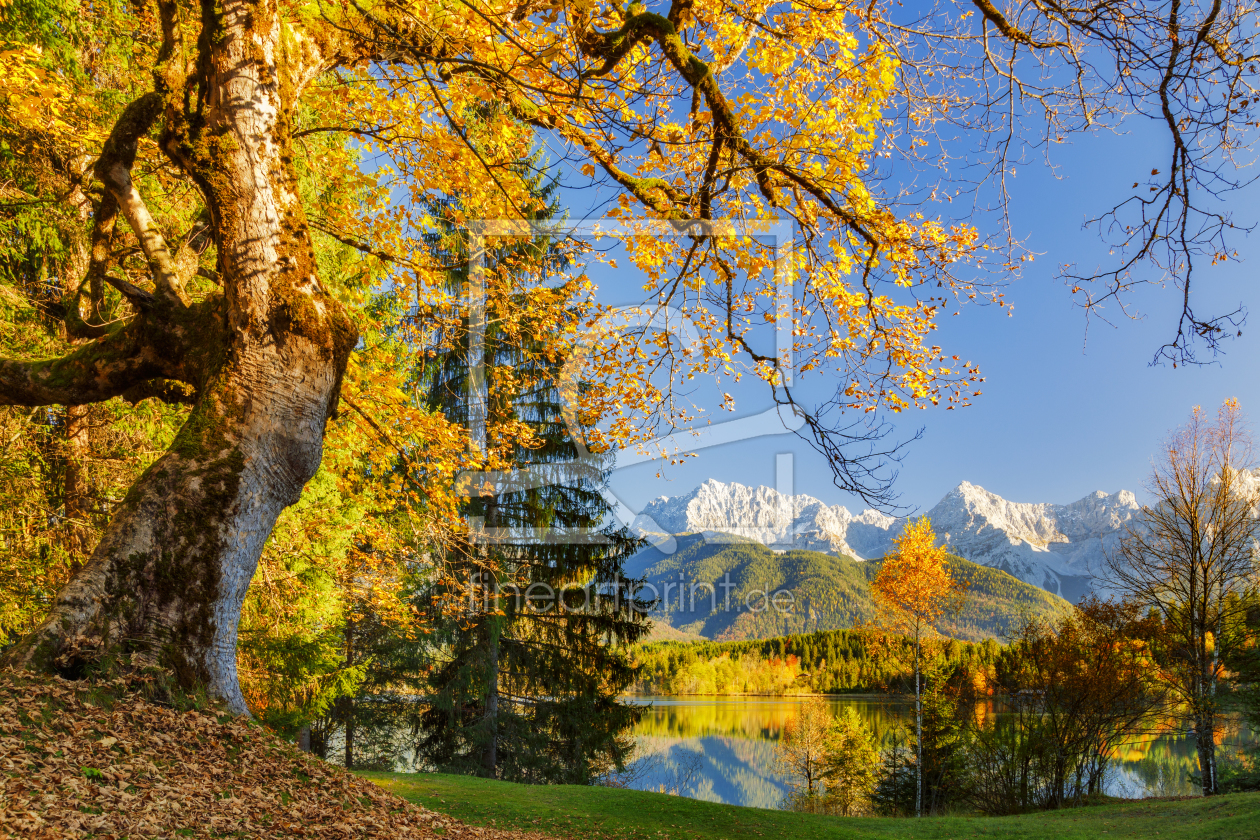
[1,0,354,715]
[7,351,338,713]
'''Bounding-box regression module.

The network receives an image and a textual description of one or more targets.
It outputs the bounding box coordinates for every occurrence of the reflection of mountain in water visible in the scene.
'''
[628,697,917,808]
[634,735,788,809]
[1113,733,1203,799]
[626,696,1258,808]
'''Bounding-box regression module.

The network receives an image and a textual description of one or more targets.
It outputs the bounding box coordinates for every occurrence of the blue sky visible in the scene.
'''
[557,123,1260,518]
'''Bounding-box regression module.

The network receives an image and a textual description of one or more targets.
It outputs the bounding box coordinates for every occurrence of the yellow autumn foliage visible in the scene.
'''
[872,517,966,635]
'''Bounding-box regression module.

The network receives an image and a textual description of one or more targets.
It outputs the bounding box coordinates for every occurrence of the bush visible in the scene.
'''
[961,600,1161,814]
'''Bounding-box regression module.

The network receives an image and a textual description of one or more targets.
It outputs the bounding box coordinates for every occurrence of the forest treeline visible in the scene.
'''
[633,629,1002,696]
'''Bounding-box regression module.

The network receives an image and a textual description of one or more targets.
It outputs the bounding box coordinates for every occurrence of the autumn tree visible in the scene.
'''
[1107,399,1260,796]
[872,517,966,817]
[2,0,1257,711]
[779,698,879,815]
[968,599,1163,812]
[777,696,834,811]
[0,1,369,713]
[0,2,195,648]
[823,706,880,816]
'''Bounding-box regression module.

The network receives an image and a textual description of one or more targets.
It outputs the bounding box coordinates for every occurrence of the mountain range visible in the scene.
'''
[625,534,1073,643]
[632,478,1142,602]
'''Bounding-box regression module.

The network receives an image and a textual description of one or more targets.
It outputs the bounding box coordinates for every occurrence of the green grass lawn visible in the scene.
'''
[360,770,1260,840]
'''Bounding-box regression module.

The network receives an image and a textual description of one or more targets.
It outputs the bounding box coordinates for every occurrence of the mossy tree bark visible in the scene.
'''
[0,0,355,714]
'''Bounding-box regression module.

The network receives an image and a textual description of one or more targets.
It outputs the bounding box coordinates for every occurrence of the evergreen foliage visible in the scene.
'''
[823,707,881,816]
[413,185,649,784]
[1201,597,1260,793]
[871,667,969,816]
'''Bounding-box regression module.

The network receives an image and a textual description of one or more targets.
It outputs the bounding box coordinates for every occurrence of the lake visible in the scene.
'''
[622,695,1257,809]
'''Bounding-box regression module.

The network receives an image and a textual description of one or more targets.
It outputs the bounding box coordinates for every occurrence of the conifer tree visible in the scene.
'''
[823,706,879,816]
[414,183,649,783]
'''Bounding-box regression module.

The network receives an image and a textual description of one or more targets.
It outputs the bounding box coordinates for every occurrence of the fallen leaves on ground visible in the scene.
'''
[0,671,553,840]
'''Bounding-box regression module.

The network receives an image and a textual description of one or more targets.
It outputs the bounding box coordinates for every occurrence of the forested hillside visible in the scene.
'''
[631,535,1072,642]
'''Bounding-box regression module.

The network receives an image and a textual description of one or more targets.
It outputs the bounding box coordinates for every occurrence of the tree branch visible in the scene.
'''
[121,379,198,406]
[0,328,169,407]
[94,93,190,308]
[65,192,122,340]
[1,289,225,407]
[103,274,156,310]
[970,0,1068,49]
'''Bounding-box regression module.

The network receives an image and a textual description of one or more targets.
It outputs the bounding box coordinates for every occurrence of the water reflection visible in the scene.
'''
[624,696,1256,808]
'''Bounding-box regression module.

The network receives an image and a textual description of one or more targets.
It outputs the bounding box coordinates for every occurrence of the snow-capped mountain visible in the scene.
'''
[636,479,1142,601]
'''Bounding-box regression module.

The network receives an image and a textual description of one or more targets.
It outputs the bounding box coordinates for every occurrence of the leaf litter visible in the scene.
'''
[0,671,554,840]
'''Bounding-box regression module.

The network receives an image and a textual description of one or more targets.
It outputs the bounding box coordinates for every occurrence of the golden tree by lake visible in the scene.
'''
[1108,398,1260,796]
[776,699,880,816]
[776,697,833,811]
[872,518,967,817]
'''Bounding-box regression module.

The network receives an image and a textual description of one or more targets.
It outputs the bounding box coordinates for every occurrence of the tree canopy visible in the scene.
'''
[0,0,1256,708]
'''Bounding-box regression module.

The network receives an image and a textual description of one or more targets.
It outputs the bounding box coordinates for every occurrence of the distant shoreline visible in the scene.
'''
[622,692,906,700]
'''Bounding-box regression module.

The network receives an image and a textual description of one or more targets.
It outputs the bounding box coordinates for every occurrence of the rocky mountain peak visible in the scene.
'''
[637,478,1143,602]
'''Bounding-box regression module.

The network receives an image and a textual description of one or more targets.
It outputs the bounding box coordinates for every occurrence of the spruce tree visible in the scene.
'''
[414,187,650,783]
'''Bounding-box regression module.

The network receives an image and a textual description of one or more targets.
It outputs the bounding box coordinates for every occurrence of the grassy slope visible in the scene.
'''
[631,535,1071,642]
[363,771,1260,840]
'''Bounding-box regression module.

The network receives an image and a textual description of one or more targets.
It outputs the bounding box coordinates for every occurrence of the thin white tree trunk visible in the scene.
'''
[483,497,500,775]
[915,623,922,818]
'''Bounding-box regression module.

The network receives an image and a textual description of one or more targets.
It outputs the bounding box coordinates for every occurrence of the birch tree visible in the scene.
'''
[1107,399,1260,796]
[872,517,966,817]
